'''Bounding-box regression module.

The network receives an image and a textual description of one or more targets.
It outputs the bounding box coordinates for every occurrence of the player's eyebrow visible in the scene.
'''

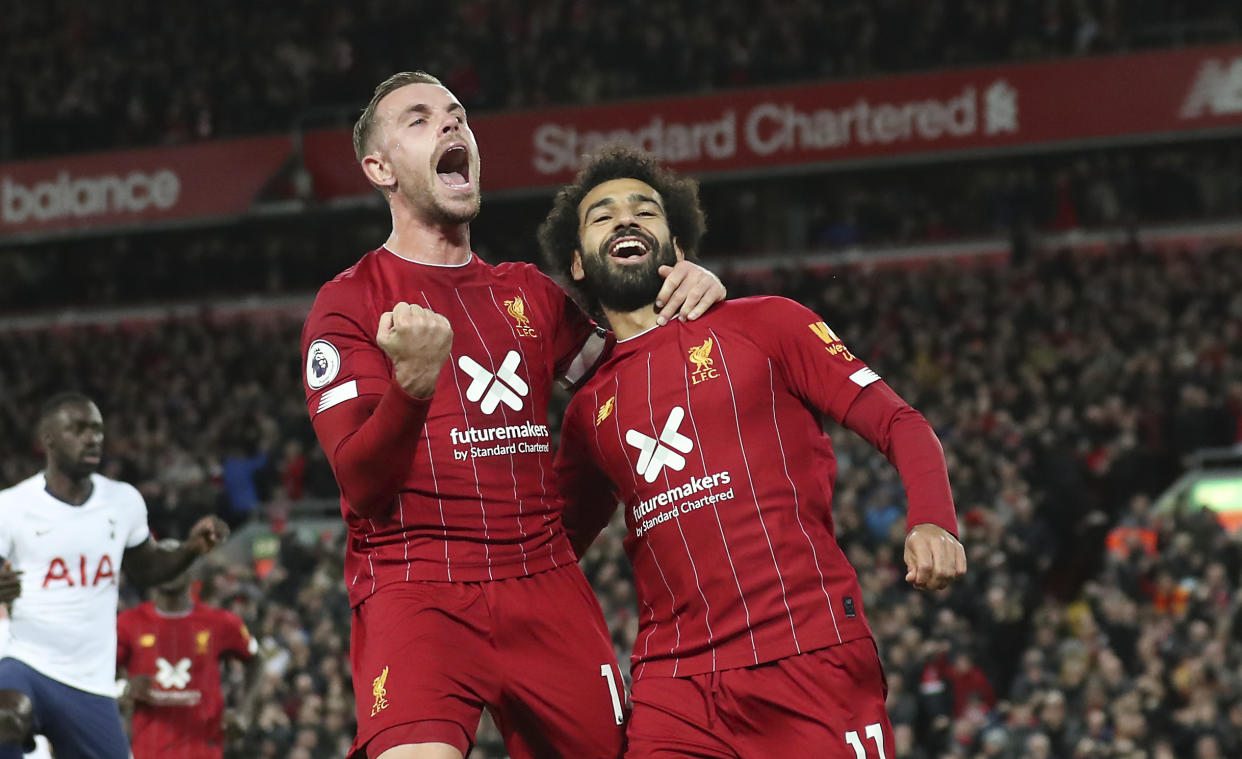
[583,197,616,218]
[583,193,662,219]
[396,102,466,121]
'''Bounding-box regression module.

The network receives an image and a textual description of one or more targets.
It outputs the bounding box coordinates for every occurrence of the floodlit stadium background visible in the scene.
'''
[2,3,1242,758]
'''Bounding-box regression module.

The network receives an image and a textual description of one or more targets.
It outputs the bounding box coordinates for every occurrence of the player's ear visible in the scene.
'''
[35,416,53,450]
[361,151,396,190]
[571,249,585,282]
[672,238,687,264]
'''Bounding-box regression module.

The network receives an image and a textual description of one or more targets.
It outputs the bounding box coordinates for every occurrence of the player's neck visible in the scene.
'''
[155,597,193,615]
[44,467,93,506]
[603,304,660,341]
[385,204,471,266]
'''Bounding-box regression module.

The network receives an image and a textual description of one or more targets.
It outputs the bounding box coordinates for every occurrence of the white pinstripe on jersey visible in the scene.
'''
[418,290,455,580]
[480,286,533,576]
[766,358,841,642]
[681,359,756,666]
[709,329,801,652]
[448,289,497,579]
[648,354,718,674]
[599,375,662,678]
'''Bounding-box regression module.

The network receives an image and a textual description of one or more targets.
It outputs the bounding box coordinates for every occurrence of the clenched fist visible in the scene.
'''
[377,302,454,398]
[904,523,967,592]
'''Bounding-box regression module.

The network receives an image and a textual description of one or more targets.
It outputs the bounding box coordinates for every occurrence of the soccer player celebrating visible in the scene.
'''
[539,146,967,759]
[116,569,262,759]
[301,72,724,759]
[0,392,228,759]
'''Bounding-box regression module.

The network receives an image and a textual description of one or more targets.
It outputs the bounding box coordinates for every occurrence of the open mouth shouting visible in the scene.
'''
[435,144,472,191]
[606,232,657,265]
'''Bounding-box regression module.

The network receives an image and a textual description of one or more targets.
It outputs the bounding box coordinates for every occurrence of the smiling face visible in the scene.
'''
[572,178,683,312]
[361,82,481,224]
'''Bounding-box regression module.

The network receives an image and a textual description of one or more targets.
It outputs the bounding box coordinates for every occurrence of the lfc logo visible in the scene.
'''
[371,666,390,717]
[688,338,719,385]
[809,322,855,361]
[195,630,211,655]
[504,296,538,338]
[596,396,616,426]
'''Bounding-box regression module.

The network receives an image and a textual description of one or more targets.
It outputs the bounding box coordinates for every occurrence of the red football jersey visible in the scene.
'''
[556,296,957,680]
[302,250,606,604]
[116,602,255,759]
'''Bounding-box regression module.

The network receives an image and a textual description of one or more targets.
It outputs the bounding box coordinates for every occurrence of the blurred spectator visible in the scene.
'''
[2,238,1240,757]
[2,141,1240,316]
[2,0,1240,160]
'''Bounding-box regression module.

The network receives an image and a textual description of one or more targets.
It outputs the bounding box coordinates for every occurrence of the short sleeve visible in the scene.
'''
[302,281,391,420]
[215,610,256,660]
[746,297,880,424]
[125,485,151,549]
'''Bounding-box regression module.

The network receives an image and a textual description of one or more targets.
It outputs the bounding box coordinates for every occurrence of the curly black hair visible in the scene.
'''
[537,144,707,314]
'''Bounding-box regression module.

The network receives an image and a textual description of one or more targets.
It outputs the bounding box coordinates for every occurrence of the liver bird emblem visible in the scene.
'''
[371,666,390,716]
[688,338,714,374]
[505,297,530,327]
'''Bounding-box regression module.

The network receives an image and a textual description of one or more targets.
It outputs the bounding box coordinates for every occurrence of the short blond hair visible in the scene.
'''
[353,71,443,162]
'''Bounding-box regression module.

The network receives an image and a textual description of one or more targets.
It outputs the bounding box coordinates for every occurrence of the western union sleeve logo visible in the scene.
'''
[809,322,855,361]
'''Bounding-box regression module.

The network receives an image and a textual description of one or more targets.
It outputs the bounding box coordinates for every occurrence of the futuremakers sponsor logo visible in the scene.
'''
[533,80,1019,173]
[2,170,181,225]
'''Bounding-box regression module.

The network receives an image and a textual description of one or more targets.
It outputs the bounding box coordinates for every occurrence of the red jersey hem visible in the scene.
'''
[632,627,874,681]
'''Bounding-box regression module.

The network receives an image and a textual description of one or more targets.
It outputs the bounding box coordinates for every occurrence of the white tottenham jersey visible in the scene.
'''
[0,473,150,696]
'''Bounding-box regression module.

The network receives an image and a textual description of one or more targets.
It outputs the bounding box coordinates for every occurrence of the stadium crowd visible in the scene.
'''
[1,239,1240,757]
[2,140,1240,316]
[2,0,1239,159]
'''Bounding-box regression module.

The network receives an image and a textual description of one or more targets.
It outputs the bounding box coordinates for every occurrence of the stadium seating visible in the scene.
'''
[4,240,1239,757]
[1,0,1238,160]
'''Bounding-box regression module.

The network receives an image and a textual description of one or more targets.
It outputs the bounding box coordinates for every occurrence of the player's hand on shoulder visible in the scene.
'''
[655,261,726,325]
[903,523,966,592]
[0,560,21,604]
[186,515,230,555]
[376,301,454,398]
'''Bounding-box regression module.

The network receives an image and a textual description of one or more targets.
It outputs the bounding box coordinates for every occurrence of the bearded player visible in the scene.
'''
[540,146,967,759]
[116,569,263,759]
[301,72,724,759]
[0,393,228,759]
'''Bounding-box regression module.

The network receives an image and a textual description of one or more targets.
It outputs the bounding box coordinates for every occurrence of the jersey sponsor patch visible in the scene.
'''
[459,351,529,413]
[848,367,881,388]
[306,340,341,389]
[316,380,358,414]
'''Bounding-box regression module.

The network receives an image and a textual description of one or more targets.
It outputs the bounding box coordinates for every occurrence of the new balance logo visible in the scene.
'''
[626,406,694,483]
[155,657,192,689]
[459,351,529,413]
